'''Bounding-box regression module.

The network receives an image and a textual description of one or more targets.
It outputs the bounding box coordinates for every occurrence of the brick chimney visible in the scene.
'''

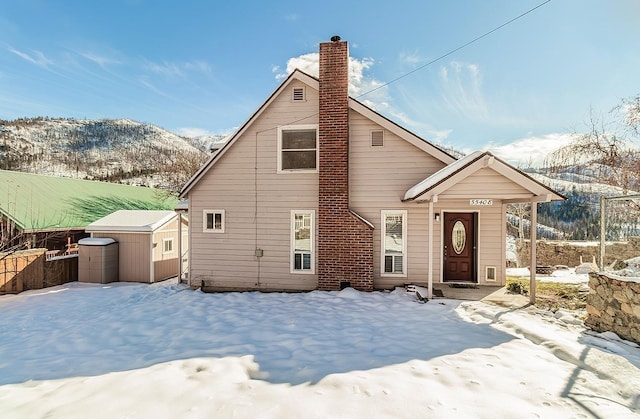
[317,36,374,291]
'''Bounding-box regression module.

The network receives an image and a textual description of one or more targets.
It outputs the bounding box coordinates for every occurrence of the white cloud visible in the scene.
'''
[487,133,576,167]
[8,47,53,68]
[273,52,389,112]
[439,60,487,121]
[144,59,212,78]
[79,51,121,68]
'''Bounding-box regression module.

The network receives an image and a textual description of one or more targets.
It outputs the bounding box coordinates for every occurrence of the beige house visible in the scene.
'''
[180,37,563,298]
[85,210,188,283]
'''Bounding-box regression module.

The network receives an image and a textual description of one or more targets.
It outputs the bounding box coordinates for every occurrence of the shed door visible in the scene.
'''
[443,212,477,282]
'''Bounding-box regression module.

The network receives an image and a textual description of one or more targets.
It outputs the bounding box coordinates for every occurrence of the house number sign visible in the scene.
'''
[470,199,493,206]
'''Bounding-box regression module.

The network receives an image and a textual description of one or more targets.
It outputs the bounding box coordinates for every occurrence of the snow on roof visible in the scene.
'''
[85,210,177,233]
[403,151,485,201]
[403,151,565,202]
[78,237,117,246]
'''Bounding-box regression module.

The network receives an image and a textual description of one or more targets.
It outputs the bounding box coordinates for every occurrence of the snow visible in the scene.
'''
[1,280,639,418]
[507,267,591,284]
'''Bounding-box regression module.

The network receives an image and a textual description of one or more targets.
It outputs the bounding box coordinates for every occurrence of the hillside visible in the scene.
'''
[525,168,639,241]
[0,117,226,191]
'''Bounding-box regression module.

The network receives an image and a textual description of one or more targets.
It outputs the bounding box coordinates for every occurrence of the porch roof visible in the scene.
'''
[402,151,565,203]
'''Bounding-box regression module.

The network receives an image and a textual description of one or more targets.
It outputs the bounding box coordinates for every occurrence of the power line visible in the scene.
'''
[356,0,552,99]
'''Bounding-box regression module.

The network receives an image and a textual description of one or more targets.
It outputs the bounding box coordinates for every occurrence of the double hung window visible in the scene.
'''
[291,210,314,273]
[278,125,318,172]
[381,210,407,275]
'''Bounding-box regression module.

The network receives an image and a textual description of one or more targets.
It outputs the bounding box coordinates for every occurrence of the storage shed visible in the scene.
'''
[78,238,119,284]
[85,210,188,283]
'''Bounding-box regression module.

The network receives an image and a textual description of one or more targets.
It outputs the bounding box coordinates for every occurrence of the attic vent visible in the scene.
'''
[292,87,305,101]
[371,130,384,147]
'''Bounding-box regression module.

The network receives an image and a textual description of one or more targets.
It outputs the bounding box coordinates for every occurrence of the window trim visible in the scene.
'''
[162,238,174,254]
[277,124,318,173]
[290,210,315,274]
[203,209,225,233]
[381,210,408,277]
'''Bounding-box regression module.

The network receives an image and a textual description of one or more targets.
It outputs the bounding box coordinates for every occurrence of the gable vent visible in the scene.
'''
[371,130,384,147]
[292,87,305,101]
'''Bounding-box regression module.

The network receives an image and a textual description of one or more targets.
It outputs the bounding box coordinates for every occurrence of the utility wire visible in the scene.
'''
[356,0,552,99]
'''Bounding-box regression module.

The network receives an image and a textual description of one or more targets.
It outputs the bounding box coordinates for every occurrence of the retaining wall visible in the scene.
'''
[585,272,640,344]
[518,237,640,268]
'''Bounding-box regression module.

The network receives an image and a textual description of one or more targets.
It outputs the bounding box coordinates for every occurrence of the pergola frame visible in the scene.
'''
[599,194,640,271]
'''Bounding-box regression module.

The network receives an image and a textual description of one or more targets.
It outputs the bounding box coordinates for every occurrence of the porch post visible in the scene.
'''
[177,213,183,282]
[428,200,434,299]
[530,199,537,304]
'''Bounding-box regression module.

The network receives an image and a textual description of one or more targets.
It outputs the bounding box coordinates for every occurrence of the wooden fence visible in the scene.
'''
[0,248,78,294]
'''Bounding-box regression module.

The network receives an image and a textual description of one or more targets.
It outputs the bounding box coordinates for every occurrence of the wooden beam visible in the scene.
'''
[428,200,434,299]
[530,199,537,304]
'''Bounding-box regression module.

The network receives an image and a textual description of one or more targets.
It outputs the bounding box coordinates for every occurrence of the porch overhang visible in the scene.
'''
[402,151,566,303]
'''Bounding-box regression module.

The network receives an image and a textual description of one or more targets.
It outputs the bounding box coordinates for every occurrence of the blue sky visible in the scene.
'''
[1,0,638,164]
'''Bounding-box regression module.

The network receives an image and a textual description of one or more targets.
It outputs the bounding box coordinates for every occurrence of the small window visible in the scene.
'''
[381,210,407,276]
[292,87,305,101]
[486,266,497,281]
[163,238,174,254]
[203,210,225,233]
[278,125,318,172]
[291,210,315,273]
[371,130,384,147]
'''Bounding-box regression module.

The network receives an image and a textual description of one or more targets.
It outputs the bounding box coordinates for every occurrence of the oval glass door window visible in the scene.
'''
[452,220,466,254]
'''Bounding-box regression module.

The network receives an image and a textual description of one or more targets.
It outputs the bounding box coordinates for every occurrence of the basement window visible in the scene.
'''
[291,210,315,273]
[371,130,384,147]
[381,210,407,276]
[292,87,305,101]
[203,210,225,233]
[277,125,318,172]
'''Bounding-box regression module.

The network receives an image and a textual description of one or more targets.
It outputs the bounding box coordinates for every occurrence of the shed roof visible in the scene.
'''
[85,210,177,233]
[0,170,176,232]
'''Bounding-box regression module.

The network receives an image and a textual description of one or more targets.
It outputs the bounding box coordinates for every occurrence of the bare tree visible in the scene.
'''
[546,95,640,195]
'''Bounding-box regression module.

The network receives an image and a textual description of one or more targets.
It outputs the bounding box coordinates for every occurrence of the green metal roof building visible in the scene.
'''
[0,170,177,233]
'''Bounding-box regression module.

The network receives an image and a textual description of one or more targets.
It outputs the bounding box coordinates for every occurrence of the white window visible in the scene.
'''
[277,125,318,172]
[381,210,407,276]
[203,210,225,233]
[291,210,315,273]
[162,238,174,254]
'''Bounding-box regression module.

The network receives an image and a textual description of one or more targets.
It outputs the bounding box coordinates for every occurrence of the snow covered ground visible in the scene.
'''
[1,280,639,418]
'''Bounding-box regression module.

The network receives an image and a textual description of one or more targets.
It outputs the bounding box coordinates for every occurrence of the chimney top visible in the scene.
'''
[330,35,341,42]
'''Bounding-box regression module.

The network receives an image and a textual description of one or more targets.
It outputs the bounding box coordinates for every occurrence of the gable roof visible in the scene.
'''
[403,151,566,203]
[180,69,456,197]
[85,210,177,233]
[0,170,176,232]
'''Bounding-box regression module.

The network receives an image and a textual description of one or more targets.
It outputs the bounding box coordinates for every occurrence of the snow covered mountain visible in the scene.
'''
[0,117,225,190]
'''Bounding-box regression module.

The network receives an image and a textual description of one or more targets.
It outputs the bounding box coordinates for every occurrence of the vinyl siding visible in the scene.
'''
[348,110,448,289]
[441,168,533,198]
[188,81,319,290]
[434,201,505,285]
